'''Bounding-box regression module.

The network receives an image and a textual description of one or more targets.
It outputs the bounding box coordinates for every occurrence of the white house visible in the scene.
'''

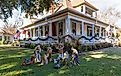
[19,0,119,45]
[0,31,14,44]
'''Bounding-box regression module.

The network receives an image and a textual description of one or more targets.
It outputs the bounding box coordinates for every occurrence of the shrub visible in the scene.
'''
[119,42,121,47]
[42,44,48,51]
[92,44,97,50]
[81,45,86,52]
[25,43,31,48]
[30,43,36,49]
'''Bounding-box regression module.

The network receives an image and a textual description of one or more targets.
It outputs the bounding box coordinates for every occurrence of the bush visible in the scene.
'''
[80,45,86,52]
[30,43,36,49]
[25,43,30,48]
[92,44,97,50]
[41,44,48,51]
[119,42,121,47]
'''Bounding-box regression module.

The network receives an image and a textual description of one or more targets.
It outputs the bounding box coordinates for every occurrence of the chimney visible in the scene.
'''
[51,0,55,14]
[66,0,72,8]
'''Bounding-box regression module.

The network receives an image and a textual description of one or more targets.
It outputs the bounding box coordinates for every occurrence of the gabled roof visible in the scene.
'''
[72,0,98,11]
[55,0,98,13]
[71,0,85,7]
[20,7,109,29]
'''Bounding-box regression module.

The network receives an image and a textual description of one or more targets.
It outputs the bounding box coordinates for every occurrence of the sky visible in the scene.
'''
[87,0,121,27]
[0,0,121,27]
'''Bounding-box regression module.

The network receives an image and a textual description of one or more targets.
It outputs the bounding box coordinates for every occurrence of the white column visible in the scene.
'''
[113,26,116,37]
[65,16,71,35]
[82,21,85,36]
[38,27,40,37]
[49,23,52,36]
[99,27,101,37]
[92,24,95,36]
[82,21,85,44]
[2,35,4,41]
[92,24,95,43]
[29,29,32,37]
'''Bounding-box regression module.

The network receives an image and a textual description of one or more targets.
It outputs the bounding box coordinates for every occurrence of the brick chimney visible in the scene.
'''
[51,0,55,14]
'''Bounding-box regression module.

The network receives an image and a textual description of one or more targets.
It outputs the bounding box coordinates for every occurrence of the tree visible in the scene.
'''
[97,7,121,25]
[0,0,52,20]
[1,17,23,35]
[116,32,120,38]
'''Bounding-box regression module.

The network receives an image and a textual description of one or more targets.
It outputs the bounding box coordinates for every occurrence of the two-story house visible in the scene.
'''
[19,0,118,44]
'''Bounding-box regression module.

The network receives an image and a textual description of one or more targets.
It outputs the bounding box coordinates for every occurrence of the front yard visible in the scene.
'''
[0,47,121,76]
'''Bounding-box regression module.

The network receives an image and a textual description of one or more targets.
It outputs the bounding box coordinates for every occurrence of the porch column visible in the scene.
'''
[65,16,71,35]
[99,26,101,37]
[92,24,95,43]
[38,27,40,37]
[49,22,52,36]
[82,21,85,44]
[113,26,116,38]
[29,29,32,37]
[33,28,35,37]
[2,35,4,41]
[82,21,85,36]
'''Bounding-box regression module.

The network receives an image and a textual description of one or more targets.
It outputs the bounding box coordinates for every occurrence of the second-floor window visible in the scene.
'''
[81,6,83,12]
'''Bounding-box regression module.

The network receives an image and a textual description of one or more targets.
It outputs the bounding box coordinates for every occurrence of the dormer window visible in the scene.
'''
[81,6,83,12]
[55,0,63,3]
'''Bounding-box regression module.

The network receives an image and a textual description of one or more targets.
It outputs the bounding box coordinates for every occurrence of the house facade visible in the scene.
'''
[0,32,14,44]
[19,0,119,45]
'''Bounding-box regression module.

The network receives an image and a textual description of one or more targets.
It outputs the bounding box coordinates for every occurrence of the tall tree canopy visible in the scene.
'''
[97,7,121,25]
[0,0,52,20]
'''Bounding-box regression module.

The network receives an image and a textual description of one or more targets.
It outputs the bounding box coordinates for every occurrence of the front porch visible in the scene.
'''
[20,14,116,45]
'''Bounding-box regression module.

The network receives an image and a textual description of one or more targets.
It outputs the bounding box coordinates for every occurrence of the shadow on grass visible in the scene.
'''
[1,47,121,76]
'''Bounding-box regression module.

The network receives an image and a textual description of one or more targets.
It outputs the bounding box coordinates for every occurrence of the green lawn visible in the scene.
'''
[0,47,121,76]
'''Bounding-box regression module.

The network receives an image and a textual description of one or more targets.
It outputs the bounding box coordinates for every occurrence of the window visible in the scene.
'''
[4,36,7,40]
[87,25,92,37]
[95,26,100,37]
[104,30,106,37]
[31,29,33,37]
[81,6,83,12]
[101,27,105,36]
[45,25,49,36]
[72,22,76,35]
[58,21,63,36]
[39,26,43,36]
[8,36,10,40]
[0,36,2,41]
[35,27,38,37]
[85,7,93,17]
[55,0,63,3]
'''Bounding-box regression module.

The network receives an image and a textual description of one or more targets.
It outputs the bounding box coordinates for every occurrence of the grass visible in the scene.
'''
[0,47,121,76]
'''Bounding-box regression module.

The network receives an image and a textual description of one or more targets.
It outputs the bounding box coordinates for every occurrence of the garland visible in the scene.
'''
[26,36,58,41]
[24,35,115,42]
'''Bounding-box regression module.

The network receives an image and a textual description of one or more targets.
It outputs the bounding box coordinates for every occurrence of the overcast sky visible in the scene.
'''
[87,0,121,27]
